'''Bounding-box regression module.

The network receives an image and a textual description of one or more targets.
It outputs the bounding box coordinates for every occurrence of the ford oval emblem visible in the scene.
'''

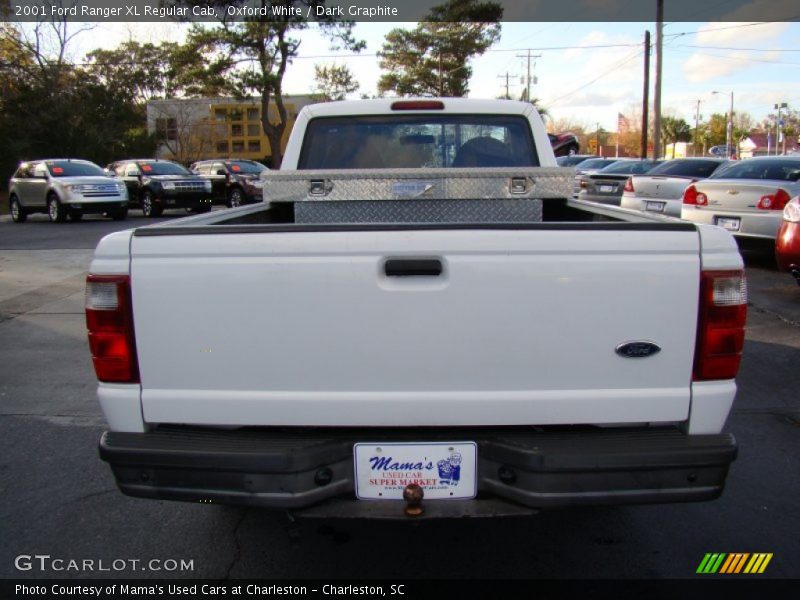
[616,341,661,358]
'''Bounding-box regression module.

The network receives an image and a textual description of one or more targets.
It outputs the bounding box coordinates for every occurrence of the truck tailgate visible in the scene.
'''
[131,226,700,427]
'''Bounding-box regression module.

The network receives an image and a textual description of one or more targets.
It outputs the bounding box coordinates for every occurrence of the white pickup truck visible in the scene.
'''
[88,99,745,518]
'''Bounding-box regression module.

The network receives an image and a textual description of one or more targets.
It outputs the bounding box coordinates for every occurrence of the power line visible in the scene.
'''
[664,19,800,39]
[545,48,643,106]
[673,44,800,52]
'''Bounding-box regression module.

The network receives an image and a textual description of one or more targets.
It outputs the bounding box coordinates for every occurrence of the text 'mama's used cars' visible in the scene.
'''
[620,158,728,216]
[681,157,800,240]
[106,159,213,217]
[577,159,661,205]
[9,159,128,222]
[191,159,268,207]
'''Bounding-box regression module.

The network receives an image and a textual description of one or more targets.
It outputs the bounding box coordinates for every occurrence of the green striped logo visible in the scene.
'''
[697,553,773,574]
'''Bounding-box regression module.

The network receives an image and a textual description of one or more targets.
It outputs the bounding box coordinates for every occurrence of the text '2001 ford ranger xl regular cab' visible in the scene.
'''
[88,99,745,518]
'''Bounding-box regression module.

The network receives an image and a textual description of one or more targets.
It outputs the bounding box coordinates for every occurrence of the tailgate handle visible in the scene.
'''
[384,259,443,277]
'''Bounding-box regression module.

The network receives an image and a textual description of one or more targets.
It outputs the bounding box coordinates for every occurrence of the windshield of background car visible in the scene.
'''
[45,161,105,177]
[598,161,658,175]
[298,115,538,169]
[577,159,616,170]
[137,161,191,176]
[645,160,723,178]
[556,156,595,166]
[709,159,800,181]
[226,161,267,174]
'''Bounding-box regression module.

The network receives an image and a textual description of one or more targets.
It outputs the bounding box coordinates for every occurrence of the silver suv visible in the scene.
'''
[8,159,128,222]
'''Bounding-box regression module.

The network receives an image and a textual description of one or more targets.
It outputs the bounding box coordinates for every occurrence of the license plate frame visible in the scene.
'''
[353,442,477,500]
[715,216,741,231]
[645,201,666,212]
[599,185,616,193]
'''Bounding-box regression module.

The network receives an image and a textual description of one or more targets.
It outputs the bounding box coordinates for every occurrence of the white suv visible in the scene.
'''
[8,159,128,222]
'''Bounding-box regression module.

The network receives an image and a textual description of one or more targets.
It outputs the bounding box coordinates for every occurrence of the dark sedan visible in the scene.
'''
[577,159,661,205]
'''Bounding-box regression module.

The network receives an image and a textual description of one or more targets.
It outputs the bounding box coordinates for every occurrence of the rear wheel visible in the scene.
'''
[141,191,162,217]
[227,187,244,208]
[47,194,66,223]
[10,196,26,223]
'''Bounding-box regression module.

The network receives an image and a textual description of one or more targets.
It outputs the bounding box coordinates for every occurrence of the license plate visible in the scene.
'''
[354,442,477,500]
[599,185,615,193]
[646,201,665,212]
[715,217,741,231]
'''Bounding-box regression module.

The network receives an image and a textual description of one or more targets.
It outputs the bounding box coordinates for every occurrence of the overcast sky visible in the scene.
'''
[68,19,800,132]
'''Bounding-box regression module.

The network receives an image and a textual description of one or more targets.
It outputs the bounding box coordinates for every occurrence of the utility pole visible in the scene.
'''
[775,102,788,155]
[516,50,541,101]
[438,53,443,96]
[497,72,511,99]
[597,122,602,157]
[693,99,703,157]
[641,30,650,160]
[653,0,664,159]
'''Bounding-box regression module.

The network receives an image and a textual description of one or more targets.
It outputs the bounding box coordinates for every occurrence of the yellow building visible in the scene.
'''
[147,96,319,164]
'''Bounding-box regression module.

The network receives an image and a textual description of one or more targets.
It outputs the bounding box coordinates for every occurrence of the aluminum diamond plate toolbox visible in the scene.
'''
[261,167,574,203]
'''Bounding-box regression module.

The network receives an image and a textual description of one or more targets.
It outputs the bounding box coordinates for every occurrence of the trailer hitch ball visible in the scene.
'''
[314,467,333,487]
[498,465,517,485]
[403,483,424,517]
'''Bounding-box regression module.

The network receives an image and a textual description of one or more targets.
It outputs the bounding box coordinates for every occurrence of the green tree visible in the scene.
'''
[378,0,502,97]
[661,116,692,158]
[704,114,729,147]
[313,64,359,101]
[178,1,364,167]
[86,41,189,105]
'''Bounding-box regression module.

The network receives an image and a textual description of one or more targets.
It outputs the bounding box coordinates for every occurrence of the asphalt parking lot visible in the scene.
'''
[0,212,798,580]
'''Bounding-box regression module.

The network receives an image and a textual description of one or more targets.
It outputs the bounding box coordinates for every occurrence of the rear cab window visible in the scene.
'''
[298,114,539,170]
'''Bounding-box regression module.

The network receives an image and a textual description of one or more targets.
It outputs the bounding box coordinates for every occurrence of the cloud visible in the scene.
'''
[544,87,635,109]
[682,50,783,83]
[694,21,790,45]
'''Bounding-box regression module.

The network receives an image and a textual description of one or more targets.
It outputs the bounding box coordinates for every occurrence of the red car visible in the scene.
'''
[548,132,580,156]
[776,195,800,285]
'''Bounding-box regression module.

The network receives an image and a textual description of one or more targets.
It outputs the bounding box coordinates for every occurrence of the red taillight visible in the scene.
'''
[391,100,445,110]
[85,275,139,383]
[683,184,698,205]
[696,192,708,206]
[757,188,791,211]
[623,177,634,193]
[693,271,747,381]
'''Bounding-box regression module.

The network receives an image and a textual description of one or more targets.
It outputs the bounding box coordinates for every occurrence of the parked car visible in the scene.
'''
[620,158,728,216]
[190,159,268,207]
[556,154,596,167]
[572,157,623,196]
[681,157,800,240]
[106,159,213,217]
[8,159,128,223]
[577,159,661,205]
[776,196,800,284]
[548,132,580,156]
